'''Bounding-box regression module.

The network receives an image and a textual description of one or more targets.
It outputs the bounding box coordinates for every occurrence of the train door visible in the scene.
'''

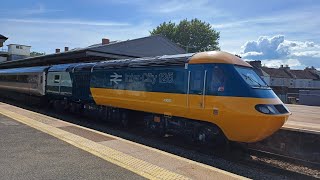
[187,65,207,110]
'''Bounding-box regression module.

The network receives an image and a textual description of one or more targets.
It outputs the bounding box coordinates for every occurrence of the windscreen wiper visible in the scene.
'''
[241,73,265,87]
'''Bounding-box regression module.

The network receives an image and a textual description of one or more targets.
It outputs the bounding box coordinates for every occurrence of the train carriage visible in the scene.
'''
[46,63,78,98]
[0,66,49,96]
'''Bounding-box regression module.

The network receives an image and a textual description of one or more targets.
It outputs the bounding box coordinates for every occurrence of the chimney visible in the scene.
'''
[102,38,110,45]
[250,60,262,68]
[64,47,69,52]
[284,64,290,70]
[55,48,60,53]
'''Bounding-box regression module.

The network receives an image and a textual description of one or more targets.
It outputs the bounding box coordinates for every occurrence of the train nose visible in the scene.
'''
[252,115,288,142]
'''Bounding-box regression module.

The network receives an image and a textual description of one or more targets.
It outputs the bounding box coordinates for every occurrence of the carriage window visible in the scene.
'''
[17,75,28,83]
[54,75,60,83]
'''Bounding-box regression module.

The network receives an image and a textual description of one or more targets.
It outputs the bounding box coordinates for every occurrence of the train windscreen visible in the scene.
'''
[235,66,269,88]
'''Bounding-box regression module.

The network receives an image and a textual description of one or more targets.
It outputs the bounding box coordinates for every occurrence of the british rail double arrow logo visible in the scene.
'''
[110,72,122,84]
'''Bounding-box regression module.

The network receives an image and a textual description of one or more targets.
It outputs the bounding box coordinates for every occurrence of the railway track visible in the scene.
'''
[248,147,320,169]
[1,98,319,179]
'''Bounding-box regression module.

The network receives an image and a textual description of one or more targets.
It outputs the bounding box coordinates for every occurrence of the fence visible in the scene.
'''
[299,90,320,106]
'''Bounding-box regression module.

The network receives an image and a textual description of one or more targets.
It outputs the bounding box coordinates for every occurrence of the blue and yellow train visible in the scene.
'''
[0,51,290,144]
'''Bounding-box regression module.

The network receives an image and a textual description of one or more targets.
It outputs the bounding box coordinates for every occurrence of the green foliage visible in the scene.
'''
[150,18,220,53]
[30,51,45,57]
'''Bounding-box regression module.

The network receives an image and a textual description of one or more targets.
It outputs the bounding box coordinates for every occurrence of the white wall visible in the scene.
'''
[292,79,320,88]
[7,44,31,56]
[270,77,291,87]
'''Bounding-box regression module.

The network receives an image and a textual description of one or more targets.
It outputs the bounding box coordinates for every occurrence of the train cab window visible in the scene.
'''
[54,75,60,83]
[208,65,226,94]
[235,66,268,88]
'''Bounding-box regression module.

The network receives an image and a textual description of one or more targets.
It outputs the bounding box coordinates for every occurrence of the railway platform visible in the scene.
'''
[283,104,320,133]
[250,104,320,164]
[0,102,245,180]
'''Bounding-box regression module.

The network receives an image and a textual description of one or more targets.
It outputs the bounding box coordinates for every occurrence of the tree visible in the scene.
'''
[30,51,45,57]
[150,18,220,53]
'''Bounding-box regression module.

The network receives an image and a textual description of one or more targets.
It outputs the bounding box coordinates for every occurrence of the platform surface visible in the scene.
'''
[284,104,320,133]
[0,102,245,180]
[0,114,144,180]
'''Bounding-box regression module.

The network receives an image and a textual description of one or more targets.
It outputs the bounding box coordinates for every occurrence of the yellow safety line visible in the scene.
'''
[0,108,189,180]
[0,103,247,180]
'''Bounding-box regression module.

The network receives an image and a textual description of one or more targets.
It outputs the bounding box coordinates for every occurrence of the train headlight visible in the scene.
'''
[255,104,276,114]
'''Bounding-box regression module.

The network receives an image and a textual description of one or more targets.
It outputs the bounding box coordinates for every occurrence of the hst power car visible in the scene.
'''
[0,51,290,145]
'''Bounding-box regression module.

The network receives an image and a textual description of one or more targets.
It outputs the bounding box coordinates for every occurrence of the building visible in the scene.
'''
[0,35,186,69]
[249,61,320,103]
[0,34,8,62]
[0,34,33,62]
[7,44,31,60]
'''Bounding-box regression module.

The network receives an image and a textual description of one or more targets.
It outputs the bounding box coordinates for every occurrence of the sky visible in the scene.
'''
[1,0,319,69]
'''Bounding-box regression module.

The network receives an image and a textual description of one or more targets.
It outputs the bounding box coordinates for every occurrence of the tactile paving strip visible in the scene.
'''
[59,126,115,142]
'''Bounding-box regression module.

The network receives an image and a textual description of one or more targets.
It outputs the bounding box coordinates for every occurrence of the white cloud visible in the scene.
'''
[3,18,130,26]
[241,51,263,57]
[240,35,320,69]
[21,4,62,15]
[0,4,62,16]
[241,35,289,59]
[292,51,320,58]
[262,59,302,68]
[148,0,209,13]
[214,5,320,53]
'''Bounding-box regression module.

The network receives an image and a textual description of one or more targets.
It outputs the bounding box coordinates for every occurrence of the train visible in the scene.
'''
[0,51,291,145]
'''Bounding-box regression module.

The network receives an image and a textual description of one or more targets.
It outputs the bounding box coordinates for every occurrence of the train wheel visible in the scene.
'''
[53,100,64,112]
[144,115,166,136]
[194,125,227,148]
[195,126,211,144]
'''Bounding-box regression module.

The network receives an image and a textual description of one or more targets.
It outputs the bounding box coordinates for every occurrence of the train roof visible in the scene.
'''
[92,51,251,70]
[0,66,49,74]
[0,51,251,73]
[73,63,96,72]
[93,53,192,70]
[188,51,251,67]
[48,63,81,72]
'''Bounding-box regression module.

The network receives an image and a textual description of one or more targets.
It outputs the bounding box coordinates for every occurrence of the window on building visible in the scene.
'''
[15,45,23,49]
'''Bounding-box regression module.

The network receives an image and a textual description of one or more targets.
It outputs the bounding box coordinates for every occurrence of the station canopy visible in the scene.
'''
[0,35,185,69]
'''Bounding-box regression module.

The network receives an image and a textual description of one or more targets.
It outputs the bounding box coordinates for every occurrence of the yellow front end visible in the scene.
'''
[205,96,290,142]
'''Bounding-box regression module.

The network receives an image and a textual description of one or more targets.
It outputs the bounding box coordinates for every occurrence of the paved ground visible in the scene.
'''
[284,104,320,133]
[0,102,244,180]
[0,114,144,180]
